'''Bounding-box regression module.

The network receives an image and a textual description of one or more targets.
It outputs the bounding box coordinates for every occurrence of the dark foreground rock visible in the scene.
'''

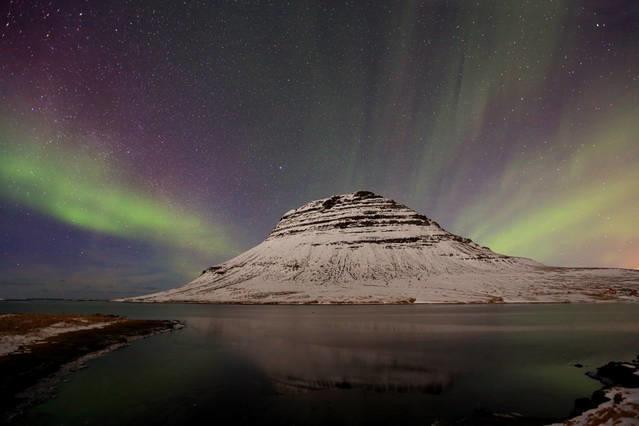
[460,357,639,425]
[556,356,639,425]
[585,359,639,388]
[0,316,183,423]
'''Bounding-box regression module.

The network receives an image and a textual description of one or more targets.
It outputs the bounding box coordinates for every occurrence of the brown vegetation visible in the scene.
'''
[0,313,120,336]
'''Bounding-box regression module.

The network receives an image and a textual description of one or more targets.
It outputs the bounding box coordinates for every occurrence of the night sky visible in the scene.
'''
[1,1,638,299]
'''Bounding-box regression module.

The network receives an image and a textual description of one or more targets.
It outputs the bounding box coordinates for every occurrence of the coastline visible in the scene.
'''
[551,357,639,425]
[4,297,639,306]
[0,313,184,423]
[114,299,637,305]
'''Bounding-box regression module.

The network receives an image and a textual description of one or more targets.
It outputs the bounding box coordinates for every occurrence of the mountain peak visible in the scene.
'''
[269,191,438,240]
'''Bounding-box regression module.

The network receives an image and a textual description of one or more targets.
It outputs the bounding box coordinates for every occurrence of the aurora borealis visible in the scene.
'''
[1,1,638,298]
[1,135,232,256]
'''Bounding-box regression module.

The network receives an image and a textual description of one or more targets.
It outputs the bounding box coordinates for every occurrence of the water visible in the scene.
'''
[2,301,639,425]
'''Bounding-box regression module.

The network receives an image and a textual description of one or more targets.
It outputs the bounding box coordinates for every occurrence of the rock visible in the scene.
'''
[590,361,639,387]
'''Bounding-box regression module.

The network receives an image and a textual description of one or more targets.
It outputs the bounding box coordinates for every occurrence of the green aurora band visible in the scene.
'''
[453,98,639,268]
[0,134,233,260]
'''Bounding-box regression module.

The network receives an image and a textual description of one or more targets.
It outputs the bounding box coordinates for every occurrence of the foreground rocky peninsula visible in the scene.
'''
[0,313,183,423]
[124,191,639,304]
[554,357,639,425]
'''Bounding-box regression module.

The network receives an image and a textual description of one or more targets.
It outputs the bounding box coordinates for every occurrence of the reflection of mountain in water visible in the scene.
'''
[187,315,454,394]
[272,365,451,394]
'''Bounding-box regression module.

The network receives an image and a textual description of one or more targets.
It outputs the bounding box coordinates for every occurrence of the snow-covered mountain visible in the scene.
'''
[125,191,639,304]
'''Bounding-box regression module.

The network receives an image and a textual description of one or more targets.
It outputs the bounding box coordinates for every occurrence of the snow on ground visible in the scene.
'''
[551,387,639,426]
[0,319,118,357]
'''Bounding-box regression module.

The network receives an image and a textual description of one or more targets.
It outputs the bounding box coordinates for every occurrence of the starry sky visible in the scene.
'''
[1,0,638,299]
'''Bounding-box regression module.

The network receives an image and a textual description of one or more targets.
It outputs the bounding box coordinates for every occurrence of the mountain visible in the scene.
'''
[125,191,639,304]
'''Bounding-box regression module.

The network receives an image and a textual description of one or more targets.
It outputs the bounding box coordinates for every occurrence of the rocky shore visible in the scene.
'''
[554,357,639,425]
[0,313,183,423]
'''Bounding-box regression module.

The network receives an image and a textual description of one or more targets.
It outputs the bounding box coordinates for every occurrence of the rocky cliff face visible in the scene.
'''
[265,190,526,264]
[125,191,639,304]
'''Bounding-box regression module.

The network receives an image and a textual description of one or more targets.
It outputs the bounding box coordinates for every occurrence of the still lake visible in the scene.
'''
[2,301,639,425]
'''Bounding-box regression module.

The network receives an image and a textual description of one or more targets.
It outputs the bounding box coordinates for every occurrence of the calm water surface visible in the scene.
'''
[2,301,639,425]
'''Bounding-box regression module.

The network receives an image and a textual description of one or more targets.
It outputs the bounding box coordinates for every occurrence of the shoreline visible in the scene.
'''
[0,314,184,423]
[115,299,637,305]
[4,298,639,306]
[551,357,639,425]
